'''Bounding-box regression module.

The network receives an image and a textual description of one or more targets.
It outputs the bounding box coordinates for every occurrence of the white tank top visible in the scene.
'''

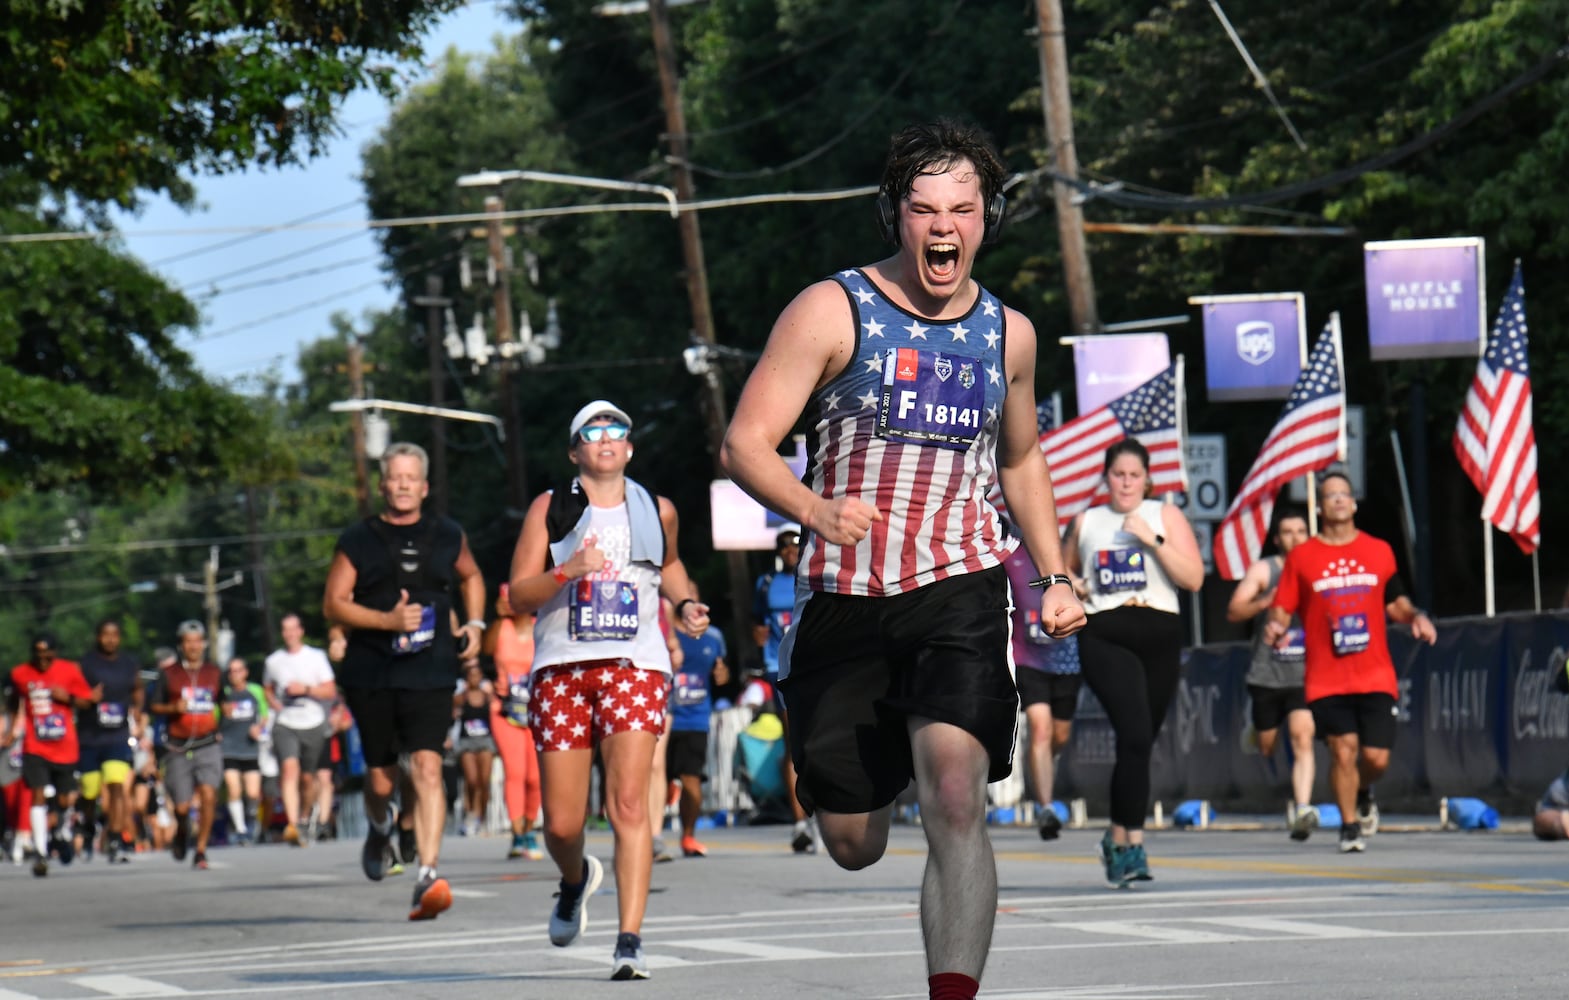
[531,503,672,674]
[1076,499,1180,615]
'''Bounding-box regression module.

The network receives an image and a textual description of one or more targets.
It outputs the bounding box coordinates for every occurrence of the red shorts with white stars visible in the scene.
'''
[530,659,670,753]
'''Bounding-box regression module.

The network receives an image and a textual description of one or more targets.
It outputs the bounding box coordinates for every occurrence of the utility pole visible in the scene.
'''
[486,193,530,514]
[1035,0,1100,334]
[413,275,453,517]
[244,486,274,644]
[175,546,244,655]
[346,337,372,518]
[647,0,754,651]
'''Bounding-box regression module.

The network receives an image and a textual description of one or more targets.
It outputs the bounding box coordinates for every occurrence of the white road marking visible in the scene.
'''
[1062,921,1250,944]
[0,988,42,1000]
[672,938,839,960]
[1194,916,1392,938]
[73,974,189,996]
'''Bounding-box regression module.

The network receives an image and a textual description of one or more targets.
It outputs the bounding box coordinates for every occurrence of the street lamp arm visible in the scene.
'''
[328,399,506,441]
[457,168,680,218]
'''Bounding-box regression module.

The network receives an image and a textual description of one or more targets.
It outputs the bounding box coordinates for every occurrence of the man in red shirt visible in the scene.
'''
[1,632,97,877]
[1265,472,1435,853]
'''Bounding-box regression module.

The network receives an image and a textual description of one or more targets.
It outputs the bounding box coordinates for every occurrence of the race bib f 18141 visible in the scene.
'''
[877,348,984,450]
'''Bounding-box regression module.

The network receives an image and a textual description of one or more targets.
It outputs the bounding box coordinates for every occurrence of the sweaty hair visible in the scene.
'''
[1318,471,1354,498]
[1274,504,1309,532]
[880,119,1007,207]
[1101,437,1150,476]
[380,441,429,480]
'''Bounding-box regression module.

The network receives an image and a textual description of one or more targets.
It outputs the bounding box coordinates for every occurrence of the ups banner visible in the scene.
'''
[1055,612,1569,815]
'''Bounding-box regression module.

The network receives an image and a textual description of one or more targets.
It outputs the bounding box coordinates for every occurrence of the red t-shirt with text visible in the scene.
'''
[11,660,91,764]
[1272,532,1398,701]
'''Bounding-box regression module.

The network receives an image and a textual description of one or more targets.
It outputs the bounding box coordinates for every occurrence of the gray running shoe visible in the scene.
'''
[362,823,392,882]
[1356,794,1380,836]
[1289,803,1320,842]
[611,932,650,980]
[549,855,604,946]
[1037,807,1062,841]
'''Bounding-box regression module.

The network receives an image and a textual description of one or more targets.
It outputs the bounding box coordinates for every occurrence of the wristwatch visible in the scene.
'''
[1153,534,1166,547]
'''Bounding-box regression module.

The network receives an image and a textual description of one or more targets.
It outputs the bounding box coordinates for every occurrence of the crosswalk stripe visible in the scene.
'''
[673,938,840,960]
[1066,921,1249,944]
[72,974,189,996]
[1194,916,1393,939]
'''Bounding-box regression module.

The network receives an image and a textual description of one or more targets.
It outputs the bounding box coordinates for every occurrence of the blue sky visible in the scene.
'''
[116,2,516,385]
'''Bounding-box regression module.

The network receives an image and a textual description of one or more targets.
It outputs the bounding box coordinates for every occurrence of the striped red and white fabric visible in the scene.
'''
[1039,360,1187,527]
[1213,317,1347,580]
[1453,264,1539,554]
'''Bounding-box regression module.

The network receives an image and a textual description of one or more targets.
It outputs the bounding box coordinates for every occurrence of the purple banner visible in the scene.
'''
[1072,333,1169,415]
[1364,239,1485,360]
[1192,294,1305,402]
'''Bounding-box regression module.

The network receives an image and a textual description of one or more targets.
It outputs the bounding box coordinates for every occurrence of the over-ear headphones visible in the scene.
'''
[875,187,1007,247]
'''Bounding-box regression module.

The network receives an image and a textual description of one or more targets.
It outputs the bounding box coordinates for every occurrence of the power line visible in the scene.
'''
[1205,0,1308,152]
[150,199,363,267]
[1,528,340,558]
[182,230,367,289]
[190,254,380,301]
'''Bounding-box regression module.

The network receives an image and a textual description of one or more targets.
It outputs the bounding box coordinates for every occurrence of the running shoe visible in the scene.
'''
[79,836,94,863]
[508,832,527,859]
[32,857,47,878]
[408,874,452,921]
[362,822,393,882]
[680,835,707,858]
[1121,844,1153,883]
[55,835,76,866]
[1096,829,1116,883]
[1289,803,1320,842]
[610,932,650,981]
[548,855,604,946]
[106,837,123,865]
[281,823,301,847]
[172,817,190,861]
[790,819,815,854]
[1037,807,1062,841]
[1338,822,1366,853]
[651,837,674,863]
[192,850,209,871]
[398,826,418,868]
[522,831,544,861]
[1356,789,1380,836]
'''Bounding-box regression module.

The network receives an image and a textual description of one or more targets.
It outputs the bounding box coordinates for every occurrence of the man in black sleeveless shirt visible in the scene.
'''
[323,441,485,920]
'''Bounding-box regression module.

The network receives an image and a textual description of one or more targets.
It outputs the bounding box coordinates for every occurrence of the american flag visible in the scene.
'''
[1040,359,1187,527]
[1453,264,1539,553]
[1213,316,1347,580]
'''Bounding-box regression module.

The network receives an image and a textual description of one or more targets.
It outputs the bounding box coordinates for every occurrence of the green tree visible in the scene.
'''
[1,0,466,210]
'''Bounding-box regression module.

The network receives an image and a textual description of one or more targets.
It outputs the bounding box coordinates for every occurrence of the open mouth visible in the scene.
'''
[925,242,959,278]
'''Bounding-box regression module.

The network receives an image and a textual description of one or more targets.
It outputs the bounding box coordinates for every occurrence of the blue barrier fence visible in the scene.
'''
[1055,611,1569,814]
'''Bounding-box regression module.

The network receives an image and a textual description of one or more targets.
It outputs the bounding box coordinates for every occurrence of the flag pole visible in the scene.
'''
[1483,524,1495,617]
[1533,550,1542,612]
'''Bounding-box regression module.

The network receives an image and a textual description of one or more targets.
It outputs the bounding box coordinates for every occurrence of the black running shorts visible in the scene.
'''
[1247,683,1308,733]
[666,729,708,780]
[342,686,453,768]
[1017,670,1083,721]
[1309,691,1398,749]
[779,566,1019,815]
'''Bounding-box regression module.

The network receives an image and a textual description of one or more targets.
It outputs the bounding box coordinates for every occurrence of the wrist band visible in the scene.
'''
[551,565,570,586]
[463,619,486,630]
[1028,574,1074,589]
[674,599,697,617]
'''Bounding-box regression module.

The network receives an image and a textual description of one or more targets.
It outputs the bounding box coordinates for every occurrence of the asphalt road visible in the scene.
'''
[2,817,1565,999]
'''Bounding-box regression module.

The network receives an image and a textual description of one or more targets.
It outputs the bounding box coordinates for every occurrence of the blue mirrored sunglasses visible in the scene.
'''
[577,423,630,444]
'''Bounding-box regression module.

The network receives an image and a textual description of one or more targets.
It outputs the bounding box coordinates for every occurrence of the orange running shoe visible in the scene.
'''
[680,836,707,858]
[408,875,452,920]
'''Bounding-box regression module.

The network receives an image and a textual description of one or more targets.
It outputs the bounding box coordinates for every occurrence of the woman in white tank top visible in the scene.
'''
[1063,438,1203,888]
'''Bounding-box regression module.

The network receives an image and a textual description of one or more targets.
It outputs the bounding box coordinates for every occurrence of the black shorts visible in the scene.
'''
[1248,684,1308,732]
[1310,692,1398,749]
[342,686,454,768]
[666,729,708,780]
[77,740,134,773]
[22,755,78,795]
[1017,670,1082,720]
[779,567,1019,815]
[224,758,260,773]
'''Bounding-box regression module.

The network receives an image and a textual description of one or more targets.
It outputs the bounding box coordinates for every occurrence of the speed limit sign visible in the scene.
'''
[1178,434,1228,520]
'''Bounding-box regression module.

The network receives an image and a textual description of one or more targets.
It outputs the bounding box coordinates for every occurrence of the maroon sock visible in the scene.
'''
[929,972,979,1000]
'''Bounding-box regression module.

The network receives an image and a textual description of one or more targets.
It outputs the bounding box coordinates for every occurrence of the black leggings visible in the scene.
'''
[1078,606,1184,830]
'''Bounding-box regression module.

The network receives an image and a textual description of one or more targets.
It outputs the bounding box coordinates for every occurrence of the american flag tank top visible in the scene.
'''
[800,268,1017,597]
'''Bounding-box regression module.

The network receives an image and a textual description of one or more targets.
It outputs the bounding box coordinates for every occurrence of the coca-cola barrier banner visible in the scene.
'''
[1055,612,1569,814]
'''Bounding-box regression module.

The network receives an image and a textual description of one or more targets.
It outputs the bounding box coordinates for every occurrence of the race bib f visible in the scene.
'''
[877,348,984,450]
[1272,626,1306,663]
[34,711,67,741]
[97,701,128,728]
[183,686,216,714]
[569,579,640,641]
[503,681,531,729]
[1331,614,1371,657]
[462,717,491,738]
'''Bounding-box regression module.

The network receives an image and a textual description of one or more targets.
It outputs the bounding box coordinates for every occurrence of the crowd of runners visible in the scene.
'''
[5,120,1569,1000]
